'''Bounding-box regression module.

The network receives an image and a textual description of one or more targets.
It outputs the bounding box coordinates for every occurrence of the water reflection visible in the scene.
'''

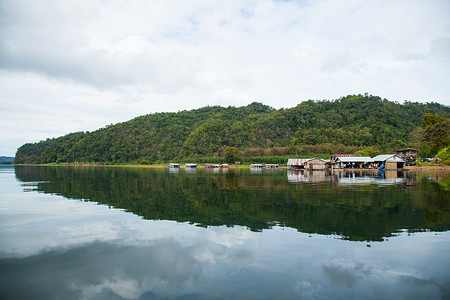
[250,168,262,174]
[169,167,179,173]
[330,170,407,186]
[2,229,447,300]
[287,170,327,182]
[12,166,450,242]
[287,169,414,185]
[185,167,198,173]
[1,165,449,300]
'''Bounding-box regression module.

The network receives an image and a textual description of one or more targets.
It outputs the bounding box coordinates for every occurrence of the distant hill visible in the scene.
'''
[0,156,14,164]
[14,94,450,164]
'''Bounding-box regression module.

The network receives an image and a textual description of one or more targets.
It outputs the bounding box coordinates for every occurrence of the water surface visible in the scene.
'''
[0,165,449,299]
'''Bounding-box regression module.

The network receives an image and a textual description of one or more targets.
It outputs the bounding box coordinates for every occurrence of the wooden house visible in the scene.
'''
[332,156,373,169]
[287,158,310,169]
[331,154,361,161]
[204,163,220,168]
[371,154,405,170]
[396,148,418,163]
[265,164,279,168]
[250,164,264,168]
[305,158,326,170]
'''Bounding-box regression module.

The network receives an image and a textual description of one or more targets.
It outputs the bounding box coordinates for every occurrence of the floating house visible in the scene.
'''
[204,163,220,168]
[372,154,405,170]
[287,158,310,169]
[331,153,361,161]
[185,163,197,168]
[287,158,326,170]
[332,156,373,169]
[305,158,326,170]
[250,164,264,168]
[169,163,180,168]
[265,164,279,168]
[396,148,419,163]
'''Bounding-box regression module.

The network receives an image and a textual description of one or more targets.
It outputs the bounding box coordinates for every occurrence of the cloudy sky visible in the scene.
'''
[1,0,450,156]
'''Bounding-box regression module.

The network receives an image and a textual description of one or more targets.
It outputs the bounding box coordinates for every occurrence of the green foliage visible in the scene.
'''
[140,159,150,165]
[355,146,381,157]
[225,147,240,164]
[418,114,450,157]
[436,147,450,164]
[181,156,226,164]
[14,95,450,164]
[422,113,447,128]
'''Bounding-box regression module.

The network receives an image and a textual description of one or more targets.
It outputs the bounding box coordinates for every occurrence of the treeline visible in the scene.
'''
[15,95,450,164]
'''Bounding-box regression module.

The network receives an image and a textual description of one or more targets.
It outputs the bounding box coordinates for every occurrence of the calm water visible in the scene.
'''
[0,165,449,299]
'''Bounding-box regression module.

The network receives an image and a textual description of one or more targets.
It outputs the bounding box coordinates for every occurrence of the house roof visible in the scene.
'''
[287,158,326,165]
[287,158,311,165]
[335,156,373,163]
[371,154,405,163]
[307,158,326,162]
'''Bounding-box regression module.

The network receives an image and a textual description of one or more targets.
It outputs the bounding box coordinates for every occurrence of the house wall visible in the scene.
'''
[307,164,325,170]
[306,159,326,170]
[386,162,398,170]
[397,150,418,160]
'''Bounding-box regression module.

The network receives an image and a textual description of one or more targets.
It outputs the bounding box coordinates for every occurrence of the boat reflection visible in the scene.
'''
[184,167,198,173]
[169,167,179,173]
[250,168,263,174]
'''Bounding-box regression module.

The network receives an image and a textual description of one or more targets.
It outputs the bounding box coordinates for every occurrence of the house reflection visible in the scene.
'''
[287,170,327,183]
[331,170,406,186]
[287,169,414,186]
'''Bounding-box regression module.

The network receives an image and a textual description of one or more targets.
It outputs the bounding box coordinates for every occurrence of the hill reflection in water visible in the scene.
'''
[14,166,449,242]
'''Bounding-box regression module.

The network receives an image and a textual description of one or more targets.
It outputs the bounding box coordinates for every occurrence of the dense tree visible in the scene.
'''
[354,146,381,157]
[418,114,450,157]
[225,147,240,164]
[14,95,450,164]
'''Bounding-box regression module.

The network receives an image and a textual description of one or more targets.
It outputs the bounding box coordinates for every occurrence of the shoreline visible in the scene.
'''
[404,165,450,171]
[11,163,450,172]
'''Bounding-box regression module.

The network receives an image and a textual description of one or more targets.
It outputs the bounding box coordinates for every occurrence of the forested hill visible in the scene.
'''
[15,95,450,164]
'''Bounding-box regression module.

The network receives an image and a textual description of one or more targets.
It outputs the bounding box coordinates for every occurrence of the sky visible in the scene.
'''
[1,0,450,156]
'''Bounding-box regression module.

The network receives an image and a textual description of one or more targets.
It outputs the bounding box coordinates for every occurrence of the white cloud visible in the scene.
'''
[1,0,449,155]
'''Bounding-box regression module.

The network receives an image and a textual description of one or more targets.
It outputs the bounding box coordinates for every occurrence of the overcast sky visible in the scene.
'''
[1,0,450,156]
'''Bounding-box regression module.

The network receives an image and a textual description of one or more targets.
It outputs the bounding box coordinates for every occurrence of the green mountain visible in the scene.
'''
[15,94,450,164]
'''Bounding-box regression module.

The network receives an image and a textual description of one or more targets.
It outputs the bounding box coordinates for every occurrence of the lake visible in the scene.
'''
[0,165,449,299]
